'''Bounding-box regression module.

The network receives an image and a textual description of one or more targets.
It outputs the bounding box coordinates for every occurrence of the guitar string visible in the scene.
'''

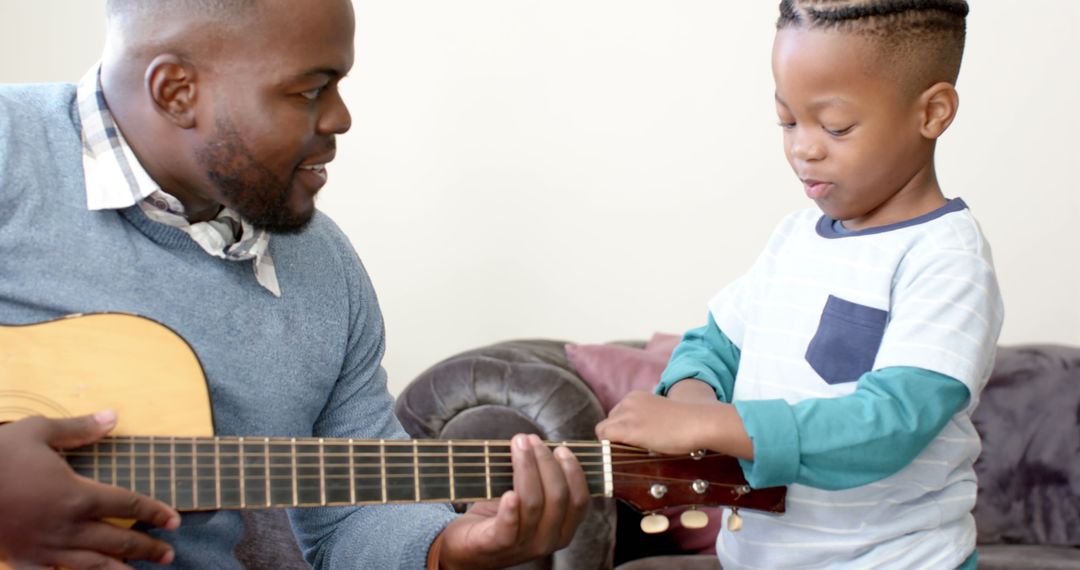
[61,447,707,460]
[66,436,645,452]
[63,453,724,469]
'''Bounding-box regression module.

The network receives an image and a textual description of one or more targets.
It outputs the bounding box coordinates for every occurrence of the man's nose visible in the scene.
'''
[318,90,352,135]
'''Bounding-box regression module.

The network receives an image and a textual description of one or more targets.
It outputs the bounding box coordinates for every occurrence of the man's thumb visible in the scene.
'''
[41,409,117,449]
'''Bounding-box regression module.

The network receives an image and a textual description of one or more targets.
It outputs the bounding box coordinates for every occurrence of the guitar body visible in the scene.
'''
[0,313,213,436]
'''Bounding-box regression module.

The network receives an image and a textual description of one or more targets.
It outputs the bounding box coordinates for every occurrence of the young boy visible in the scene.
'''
[596,1,1003,568]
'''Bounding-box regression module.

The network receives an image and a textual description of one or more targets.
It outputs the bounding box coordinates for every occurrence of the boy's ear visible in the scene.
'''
[145,54,198,129]
[918,82,959,140]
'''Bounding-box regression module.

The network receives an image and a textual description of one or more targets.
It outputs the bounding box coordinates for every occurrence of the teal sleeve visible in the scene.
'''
[733,367,970,490]
[654,313,739,402]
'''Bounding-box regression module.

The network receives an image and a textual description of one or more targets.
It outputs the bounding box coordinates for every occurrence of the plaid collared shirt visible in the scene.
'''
[77,64,281,297]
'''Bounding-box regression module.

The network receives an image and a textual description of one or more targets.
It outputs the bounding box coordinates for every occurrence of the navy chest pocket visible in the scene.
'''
[804,295,888,384]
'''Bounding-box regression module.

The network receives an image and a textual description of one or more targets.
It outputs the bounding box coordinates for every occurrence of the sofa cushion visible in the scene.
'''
[565,342,669,413]
[972,344,1080,547]
[563,332,680,413]
[976,544,1080,570]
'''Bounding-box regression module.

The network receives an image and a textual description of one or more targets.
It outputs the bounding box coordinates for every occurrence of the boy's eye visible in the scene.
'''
[777,121,796,130]
[824,124,855,136]
[300,86,324,100]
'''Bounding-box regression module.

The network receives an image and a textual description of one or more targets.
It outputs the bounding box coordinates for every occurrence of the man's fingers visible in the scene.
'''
[553,446,589,547]
[510,434,544,541]
[489,490,522,549]
[35,410,117,450]
[50,548,135,570]
[523,435,572,554]
[86,481,181,530]
[70,520,175,565]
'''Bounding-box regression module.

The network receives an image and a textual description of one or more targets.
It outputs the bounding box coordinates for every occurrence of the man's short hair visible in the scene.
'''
[106,0,255,19]
[777,0,969,93]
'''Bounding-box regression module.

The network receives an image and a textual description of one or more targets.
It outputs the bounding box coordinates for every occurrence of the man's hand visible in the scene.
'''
[595,388,753,458]
[0,411,181,569]
[435,434,590,570]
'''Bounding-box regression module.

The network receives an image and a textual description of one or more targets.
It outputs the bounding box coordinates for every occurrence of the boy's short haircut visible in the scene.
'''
[776,0,969,94]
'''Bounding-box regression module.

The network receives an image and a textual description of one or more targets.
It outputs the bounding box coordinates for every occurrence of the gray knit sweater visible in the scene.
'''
[0,83,456,570]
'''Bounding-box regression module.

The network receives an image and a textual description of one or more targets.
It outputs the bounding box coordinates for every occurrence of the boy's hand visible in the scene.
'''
[0,411,181,569]
[435,434,590,570]
[595,390,754,459]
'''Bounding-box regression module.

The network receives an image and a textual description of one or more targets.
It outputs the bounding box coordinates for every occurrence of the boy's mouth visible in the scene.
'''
[802,178,831,199]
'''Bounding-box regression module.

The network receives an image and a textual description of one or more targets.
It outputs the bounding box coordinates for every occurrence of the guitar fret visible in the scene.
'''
[149,438,156,501]
[170,437,177,507]
[484,441,492,500]
[216,436,224,507]
[412,441,420,502]
[318,438,326,506]
[130,438,136,492]
[238,436,246,509]
[601,439,613,497]
[348,439,356,504]
[448,440,455,502]
[290,438,299,507]
[379,439,387,503]
[111,438,117,487]
[93,439,100,485]
[264,438,271,508]
[190,437,198,509]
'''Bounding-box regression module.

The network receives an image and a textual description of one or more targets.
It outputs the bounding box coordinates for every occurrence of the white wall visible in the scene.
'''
[4,1,1078,395]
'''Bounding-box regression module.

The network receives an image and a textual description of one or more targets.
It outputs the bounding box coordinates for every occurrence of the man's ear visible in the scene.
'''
[145,54,198,129]
[918,82,959,140]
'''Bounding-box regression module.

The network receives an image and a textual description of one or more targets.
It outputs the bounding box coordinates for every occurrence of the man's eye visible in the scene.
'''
[300,87,324,100]
[824,124,855,136]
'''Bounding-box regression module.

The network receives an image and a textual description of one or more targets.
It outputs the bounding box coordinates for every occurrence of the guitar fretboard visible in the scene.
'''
[63,437,613,510]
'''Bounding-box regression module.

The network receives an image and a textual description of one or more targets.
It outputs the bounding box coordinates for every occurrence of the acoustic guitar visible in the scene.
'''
[0,313,786,566]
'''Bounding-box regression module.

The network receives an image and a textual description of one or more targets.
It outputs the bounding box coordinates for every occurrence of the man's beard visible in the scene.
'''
[194,118,314,234]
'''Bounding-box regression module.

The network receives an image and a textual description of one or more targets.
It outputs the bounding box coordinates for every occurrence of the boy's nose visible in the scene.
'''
[789,129,826,162]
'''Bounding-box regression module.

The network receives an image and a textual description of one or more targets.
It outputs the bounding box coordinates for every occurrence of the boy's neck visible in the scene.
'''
[841,161,946,231]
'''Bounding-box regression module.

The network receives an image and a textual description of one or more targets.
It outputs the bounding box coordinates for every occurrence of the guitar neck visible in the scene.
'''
[64,436,613,511]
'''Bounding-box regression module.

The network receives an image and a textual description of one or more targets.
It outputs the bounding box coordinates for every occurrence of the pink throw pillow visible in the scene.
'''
[563,343,669,413]
[645,332,681,355]
[564,332,722,555]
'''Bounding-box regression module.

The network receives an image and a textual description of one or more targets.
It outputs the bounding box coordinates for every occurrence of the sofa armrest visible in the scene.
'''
[973,344,1080,549]
[395,339,615,570]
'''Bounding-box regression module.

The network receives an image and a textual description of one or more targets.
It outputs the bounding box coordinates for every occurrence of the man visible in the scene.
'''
[0,0,589,568]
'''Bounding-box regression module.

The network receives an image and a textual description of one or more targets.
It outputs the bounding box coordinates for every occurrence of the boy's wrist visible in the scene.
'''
[666,378,716,402]
[699,402,754,460]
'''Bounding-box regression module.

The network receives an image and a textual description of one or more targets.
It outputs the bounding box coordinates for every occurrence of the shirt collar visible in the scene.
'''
[77,63,281,297]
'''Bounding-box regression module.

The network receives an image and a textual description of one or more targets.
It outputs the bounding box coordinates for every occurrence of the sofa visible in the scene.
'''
[234,341,1079,569]
[392,341,1080,570]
